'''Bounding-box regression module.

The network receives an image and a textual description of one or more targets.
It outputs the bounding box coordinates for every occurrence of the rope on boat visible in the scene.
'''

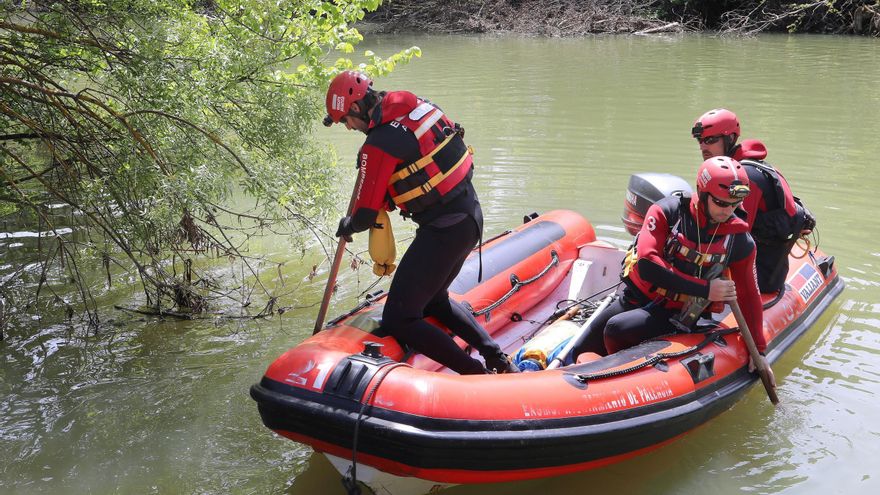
[472,250,559,320]
[516,281,622,348]
[550,281,623,320]
[342,361,408,495]
[325,289,385,328]
[572,328,738,383]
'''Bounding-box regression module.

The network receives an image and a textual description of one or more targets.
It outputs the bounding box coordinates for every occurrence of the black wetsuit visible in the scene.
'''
[336,92,506,374]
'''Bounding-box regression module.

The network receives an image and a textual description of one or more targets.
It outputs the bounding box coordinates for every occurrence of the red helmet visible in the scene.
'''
[325,71,373,125]
[692,108,740,140]
[696,156,750,200]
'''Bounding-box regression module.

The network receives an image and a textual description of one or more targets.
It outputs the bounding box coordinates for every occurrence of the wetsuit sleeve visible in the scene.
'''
[728,234,766,353]
[741,188,762,229]
[344,143,400,234]
[777,169,799,217]
[635,203,710,298]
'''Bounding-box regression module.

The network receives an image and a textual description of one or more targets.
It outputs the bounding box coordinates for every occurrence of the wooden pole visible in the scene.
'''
[313,177,361,335]
[729,299,779,405]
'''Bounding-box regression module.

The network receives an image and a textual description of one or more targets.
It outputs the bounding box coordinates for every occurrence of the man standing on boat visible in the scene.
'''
[692,108,815,294]
[570,157,769,373]
[323,71,518,374]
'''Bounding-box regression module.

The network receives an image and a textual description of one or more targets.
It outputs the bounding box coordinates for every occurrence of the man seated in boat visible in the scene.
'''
[570,157,769,372]
[323,71,518,374]
[692,108,816,294]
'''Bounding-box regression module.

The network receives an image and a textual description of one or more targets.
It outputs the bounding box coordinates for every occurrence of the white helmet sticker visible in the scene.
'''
[332,94,345,112]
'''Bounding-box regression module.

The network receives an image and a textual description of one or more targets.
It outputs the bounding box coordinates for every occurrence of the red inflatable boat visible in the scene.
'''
[251,176,843,494]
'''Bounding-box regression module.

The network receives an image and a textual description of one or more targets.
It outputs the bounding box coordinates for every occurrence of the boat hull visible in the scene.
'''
[251,210,843,485]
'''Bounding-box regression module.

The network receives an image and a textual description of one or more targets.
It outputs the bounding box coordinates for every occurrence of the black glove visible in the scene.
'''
[335,216,354,242]
[802,206,816,233]
[794,196,816,234]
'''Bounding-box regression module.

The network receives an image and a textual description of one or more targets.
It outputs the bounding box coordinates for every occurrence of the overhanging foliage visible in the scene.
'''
[0,0,420,329]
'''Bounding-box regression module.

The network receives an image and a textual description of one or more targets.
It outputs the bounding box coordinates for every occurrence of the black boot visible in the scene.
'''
[484,353,520,374]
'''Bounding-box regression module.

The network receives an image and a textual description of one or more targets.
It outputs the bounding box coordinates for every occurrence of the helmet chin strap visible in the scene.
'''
[697,193,709,224]
[723,134,739,157]
[698,192,725,225]
[351,89,379,124]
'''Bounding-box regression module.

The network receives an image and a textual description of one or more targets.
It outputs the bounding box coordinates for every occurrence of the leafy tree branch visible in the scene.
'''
[0,0,420,330]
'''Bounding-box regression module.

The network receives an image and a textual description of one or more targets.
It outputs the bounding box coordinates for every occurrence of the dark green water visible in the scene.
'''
[2,33,879,494]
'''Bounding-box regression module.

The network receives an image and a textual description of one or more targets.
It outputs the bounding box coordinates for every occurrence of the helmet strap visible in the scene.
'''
[723,134,738,157]
[351,89,379,124]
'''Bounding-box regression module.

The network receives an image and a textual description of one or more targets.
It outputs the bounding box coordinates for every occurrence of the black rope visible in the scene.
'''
[762,287,785,309]
[341,362,409,495]
[472,251,559,318]
[325,290,385,328]
[356,275,384,300]
[573,328,737,383]
[512,282,624,345]
[548,281,622,320]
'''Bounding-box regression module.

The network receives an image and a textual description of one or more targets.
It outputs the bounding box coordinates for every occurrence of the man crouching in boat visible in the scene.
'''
[692,108,815,295]
[570,156,769,372]
[323,71,518,374]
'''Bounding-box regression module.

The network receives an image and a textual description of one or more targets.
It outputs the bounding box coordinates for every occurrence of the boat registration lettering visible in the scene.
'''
[763,294,798,338]
[284,359,316,386]
[312,361,332,390]
[636,383,674,403]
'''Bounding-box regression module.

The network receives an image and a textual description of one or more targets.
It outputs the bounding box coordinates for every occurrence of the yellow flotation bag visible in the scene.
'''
[369,209,397,276]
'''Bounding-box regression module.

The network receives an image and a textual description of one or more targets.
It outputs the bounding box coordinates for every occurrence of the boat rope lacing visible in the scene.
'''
[472,250,559,320]
[325,290,385,328]
[572,328,738,383]
[341,361,409,495]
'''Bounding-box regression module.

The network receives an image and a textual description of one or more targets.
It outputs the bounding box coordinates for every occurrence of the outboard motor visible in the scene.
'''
[622,173,693,236]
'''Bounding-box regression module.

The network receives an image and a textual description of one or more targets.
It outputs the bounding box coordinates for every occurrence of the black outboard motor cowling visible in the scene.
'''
[622,173,693,236]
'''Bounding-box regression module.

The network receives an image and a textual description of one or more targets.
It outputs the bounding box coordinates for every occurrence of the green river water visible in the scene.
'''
[2,33,880,494]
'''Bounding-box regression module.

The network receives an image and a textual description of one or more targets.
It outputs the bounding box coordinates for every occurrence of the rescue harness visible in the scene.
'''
[622,193,734,305]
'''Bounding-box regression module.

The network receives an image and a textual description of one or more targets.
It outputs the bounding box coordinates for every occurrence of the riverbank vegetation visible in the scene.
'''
[2,0,876,335]
[367,0,880,36]
[0,0,417,332]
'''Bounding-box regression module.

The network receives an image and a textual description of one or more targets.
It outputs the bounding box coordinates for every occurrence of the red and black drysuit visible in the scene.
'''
[570,193,766,357]
[731,139,813,293]
[335,91,506,374]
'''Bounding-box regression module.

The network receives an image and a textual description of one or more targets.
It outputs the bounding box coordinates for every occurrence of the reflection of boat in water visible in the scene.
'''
[251,174,843,495]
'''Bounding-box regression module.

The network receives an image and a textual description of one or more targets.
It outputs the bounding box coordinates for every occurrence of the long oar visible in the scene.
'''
[729,299,779,405]
[313,178,361,335]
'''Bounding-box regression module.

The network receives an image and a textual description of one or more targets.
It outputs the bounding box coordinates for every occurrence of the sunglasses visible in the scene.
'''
[709,195,742,208]
[697,135,722,145]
